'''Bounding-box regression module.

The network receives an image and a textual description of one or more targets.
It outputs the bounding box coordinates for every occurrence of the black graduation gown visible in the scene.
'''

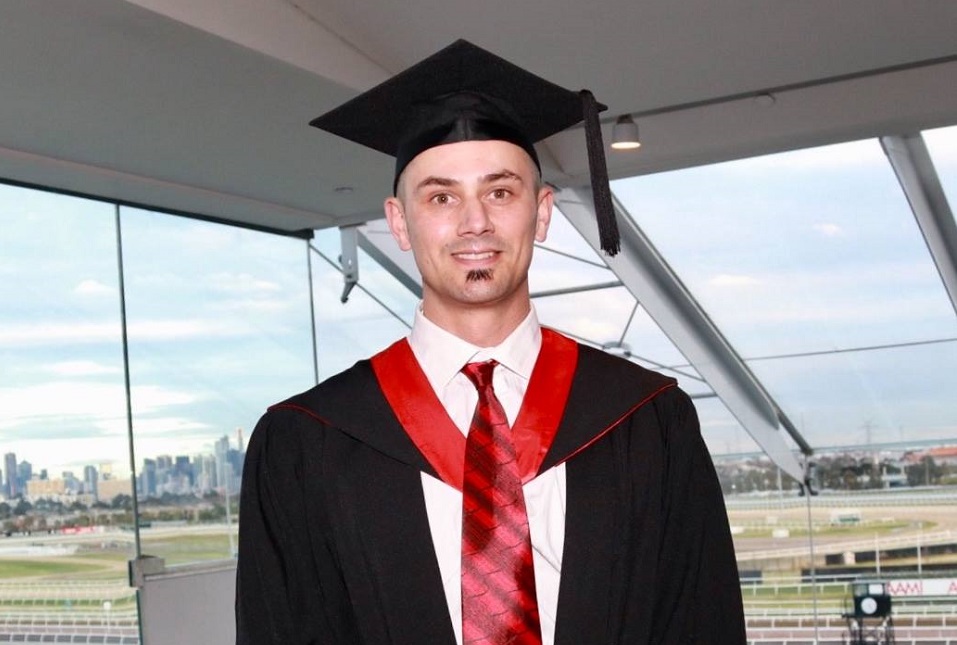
[235,342,746,644]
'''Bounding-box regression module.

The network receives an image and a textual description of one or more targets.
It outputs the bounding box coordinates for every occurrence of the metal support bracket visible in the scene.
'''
[338,224,360,303]
[128,554,166,589]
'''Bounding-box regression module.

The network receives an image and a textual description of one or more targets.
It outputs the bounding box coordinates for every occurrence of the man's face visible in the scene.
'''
[384,139,552,319]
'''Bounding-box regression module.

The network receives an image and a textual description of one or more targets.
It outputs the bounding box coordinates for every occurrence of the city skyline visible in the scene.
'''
[1,429,246,503]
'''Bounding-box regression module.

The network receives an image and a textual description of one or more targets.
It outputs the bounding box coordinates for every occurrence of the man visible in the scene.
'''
[236,40,745,644]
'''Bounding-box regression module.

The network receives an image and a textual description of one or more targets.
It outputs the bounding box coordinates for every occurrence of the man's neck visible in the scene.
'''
[421,300,531,347]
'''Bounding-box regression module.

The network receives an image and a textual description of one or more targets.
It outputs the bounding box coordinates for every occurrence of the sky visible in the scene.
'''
[622,130,957,453]
[1,126,956,481]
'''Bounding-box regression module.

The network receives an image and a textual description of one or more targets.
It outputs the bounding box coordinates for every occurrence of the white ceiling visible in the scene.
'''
[1,0,956,234]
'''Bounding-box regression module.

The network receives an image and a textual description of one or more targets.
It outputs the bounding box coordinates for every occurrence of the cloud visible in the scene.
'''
[0,321,121,347]
[0,318,250,347]
[11,436,135,476]
[709,274,762,287]
[725,139,885,172]
[813,223,843,237]
[0,381,200,432]
[206,272,282,295]
[44,361,121,377]
[8,431,218,479]
[127,416,212,438]
[127,319,247,341]
[73,279,114,296]
[214,298,293,315]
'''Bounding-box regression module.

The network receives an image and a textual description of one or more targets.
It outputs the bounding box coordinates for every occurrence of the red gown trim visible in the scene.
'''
[370,328,578,491]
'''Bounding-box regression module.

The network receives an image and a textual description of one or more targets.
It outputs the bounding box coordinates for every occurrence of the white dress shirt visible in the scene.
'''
[407,304,567,645]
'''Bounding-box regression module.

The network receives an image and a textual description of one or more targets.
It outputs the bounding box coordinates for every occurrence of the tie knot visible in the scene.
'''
[461,360,498,391]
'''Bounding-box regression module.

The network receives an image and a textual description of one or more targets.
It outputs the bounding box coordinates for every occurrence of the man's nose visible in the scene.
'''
[457,197,493,236]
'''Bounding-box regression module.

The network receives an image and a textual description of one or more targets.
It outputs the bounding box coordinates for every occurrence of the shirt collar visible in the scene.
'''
[408,304,542,390]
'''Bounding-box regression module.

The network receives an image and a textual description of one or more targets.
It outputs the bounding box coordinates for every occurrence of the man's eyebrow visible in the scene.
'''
[482,170,523,184]
[412,170,523,193]
[414,176,459,192]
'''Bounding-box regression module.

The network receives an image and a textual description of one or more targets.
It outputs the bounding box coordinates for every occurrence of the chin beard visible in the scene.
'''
[466,268,493,282]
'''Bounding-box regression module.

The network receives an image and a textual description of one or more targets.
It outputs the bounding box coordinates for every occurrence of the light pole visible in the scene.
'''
[917,521,923,578]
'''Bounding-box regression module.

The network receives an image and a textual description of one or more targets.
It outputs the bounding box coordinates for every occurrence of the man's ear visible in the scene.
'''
[384,197,412,251]
[534,185,554,243]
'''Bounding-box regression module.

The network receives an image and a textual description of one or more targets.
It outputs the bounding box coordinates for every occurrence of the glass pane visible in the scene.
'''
[532,206,614,296]
[119,208,315,566]
[533,209,641,345]
[533,209,747,449]
[925,124,957,208]
[311,229,416,377]
[0,184,137,642]
[695,396,762,456]
[534,285,636,346]
[612,139,957,450]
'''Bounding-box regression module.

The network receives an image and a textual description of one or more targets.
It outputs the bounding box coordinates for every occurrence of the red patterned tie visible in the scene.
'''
[460,361,542,645]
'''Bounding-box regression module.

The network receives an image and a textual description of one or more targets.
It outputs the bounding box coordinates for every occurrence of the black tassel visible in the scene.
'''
[580,90,620,256]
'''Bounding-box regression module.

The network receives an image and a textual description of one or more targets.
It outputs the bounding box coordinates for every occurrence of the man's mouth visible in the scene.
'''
[454,251,497,261]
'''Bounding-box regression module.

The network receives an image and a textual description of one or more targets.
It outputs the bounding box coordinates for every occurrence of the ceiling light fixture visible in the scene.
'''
[611,115,641,150]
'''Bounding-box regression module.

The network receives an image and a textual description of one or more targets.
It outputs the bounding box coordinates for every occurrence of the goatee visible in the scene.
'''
[466,268,493,282]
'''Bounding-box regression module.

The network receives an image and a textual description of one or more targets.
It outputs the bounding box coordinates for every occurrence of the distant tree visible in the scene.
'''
[841,466,862,490]
[198,505,226,522]
[865,461,882,489]
[13,499,32,516]
[16,514,35,532]
[906,456,940,486]
[0,502,10,519]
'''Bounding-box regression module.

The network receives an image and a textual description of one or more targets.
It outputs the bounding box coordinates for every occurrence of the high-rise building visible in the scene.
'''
[214,435,230,493]
[175,455,193,486]
[194,454,216,492]
[4,453,18,498]
[62,471,80,494]
[83,465,99,500]
[17,461,32,486]
[140,459,157,498]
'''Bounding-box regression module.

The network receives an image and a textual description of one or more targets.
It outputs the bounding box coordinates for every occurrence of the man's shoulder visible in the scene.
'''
[573,339,678,393]
[272,358,378,416]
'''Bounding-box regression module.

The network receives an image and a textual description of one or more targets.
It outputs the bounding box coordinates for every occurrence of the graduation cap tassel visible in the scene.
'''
[580,90,620,256]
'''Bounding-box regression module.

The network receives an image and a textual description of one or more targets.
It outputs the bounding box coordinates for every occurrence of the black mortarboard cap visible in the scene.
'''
[310,39,620,255]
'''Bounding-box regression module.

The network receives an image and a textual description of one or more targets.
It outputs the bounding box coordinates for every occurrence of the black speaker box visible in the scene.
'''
[853,593,891,617]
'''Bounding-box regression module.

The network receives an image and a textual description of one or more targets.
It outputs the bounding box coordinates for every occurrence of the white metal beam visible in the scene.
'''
[557,187,808,482]
[881,134,957,319]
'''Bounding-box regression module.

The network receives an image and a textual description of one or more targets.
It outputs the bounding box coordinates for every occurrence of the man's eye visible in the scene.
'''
[490,188,511,200]
[430,193,451,205]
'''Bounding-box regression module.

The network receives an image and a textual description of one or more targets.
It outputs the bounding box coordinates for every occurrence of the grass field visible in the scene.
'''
[0,559,110,580]
[140,533,234,566]
[733,519,920,538]
[0,528,235,584]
